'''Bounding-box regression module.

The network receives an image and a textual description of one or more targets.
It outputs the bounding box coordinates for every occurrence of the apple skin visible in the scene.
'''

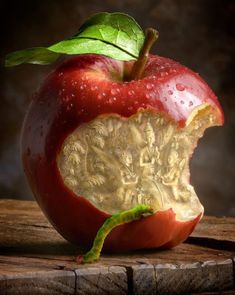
[21,54,223,252]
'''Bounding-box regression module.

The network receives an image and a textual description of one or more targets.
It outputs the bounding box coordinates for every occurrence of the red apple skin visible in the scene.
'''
[21,54,223,252]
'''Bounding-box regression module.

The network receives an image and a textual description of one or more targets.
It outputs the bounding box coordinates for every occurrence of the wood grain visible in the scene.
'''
[0,199,235,294]
[0,271,75,295]
[191,216,235,242]
[154,260,234,295]
[75,266,127,294]
[132,264,156,295]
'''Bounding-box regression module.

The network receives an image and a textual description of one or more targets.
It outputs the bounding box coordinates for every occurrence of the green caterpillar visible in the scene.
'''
[77,204,154,264]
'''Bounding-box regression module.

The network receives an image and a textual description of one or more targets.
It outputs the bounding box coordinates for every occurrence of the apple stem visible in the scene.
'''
[76,204,153,264]
[129,28,159,81]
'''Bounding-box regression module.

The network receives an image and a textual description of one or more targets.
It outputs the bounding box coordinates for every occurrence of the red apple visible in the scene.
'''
[21,53,223,253]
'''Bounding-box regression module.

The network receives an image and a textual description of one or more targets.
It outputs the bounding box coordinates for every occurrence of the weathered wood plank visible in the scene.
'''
[154,259,234,295]
[0,199,66,249]
[191,216,235,242]
[0,242,234,276]
[187,216,235,251]
[0,199,235,294]
[0,270,75,295]
[0,255,78,274]
[75,266,127,294]
[132,264,156,295]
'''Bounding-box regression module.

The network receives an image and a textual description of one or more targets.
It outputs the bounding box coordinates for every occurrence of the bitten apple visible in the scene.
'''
[21,52,223,252]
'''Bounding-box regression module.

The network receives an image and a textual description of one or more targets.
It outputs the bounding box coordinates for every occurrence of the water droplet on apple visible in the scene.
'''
[80,85,84,90]
[145,93,150,99]
[97,94,103,100]
[91,85,98,91]
[59,88,65,95]
[189,101,193,107]
[66,103,73,111]
[128,90,135,96]
[64,95,70,102]
[58,72,64,77]
[168,90,173,95]
[176,83,185,91]
[169,68,177,74]
[111,89,117,95]
[71,93,75,98]
[128,106,133,111]
[72,80,78,86]
[160,71,167,77]
[146,83,153,90]
[113,97,117,101]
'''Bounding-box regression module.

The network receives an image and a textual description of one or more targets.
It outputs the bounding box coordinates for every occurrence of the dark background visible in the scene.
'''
[1,0,235,216]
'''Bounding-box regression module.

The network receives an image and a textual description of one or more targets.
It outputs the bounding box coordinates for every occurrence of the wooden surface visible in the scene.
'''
[0,199,234,295]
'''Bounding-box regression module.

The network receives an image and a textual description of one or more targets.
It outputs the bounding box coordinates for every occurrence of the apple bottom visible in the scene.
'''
[33,176,201,253]
[103,210,202,252]
[58,201,201,253]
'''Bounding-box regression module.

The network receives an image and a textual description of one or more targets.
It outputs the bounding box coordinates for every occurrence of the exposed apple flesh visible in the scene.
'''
[57,106,215,221]
[21,54,223,254]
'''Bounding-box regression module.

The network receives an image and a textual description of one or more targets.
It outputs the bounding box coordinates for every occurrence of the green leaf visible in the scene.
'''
[76,12,144,58]
[49,38,136,61]
[5,48,60,67]
[5,12,145,67]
